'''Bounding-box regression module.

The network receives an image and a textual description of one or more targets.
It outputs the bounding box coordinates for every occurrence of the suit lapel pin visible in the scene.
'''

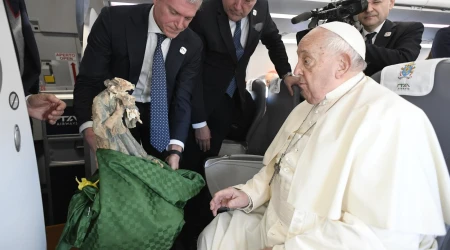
[253,9,257,16]
[180,47,187,55]
[384,32,391,37]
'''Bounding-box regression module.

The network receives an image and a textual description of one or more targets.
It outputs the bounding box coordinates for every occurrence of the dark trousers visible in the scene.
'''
[177,94,240,249]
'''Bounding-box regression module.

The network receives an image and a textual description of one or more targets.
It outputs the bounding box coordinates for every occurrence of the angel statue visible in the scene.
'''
[91,77,155,161]
[57,78,205,250]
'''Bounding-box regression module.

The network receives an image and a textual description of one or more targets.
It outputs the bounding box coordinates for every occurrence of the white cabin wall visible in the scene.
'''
[246,43,433,81]
[246,43,298,80]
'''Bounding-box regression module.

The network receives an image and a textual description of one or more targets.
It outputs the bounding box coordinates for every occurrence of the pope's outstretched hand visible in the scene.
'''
[210,187,249,216]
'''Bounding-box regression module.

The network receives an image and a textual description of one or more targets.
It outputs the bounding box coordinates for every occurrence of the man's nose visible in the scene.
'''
[175,17,186,30]
[294,65,303,76]
[365,2,374,12]
[234,0,243,11]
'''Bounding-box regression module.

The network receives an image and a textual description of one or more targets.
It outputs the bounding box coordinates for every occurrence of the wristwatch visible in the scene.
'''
[282,72,293,80]
[166,150,182,160]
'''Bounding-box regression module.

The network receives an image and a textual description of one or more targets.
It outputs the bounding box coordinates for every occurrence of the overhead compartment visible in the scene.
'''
[424,0,450,9]
[299,0,450,9]
[395,0,428,5]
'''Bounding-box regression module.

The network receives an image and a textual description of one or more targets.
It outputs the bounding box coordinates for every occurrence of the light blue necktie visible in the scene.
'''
[226,20,245,97]
[150,33,170,152]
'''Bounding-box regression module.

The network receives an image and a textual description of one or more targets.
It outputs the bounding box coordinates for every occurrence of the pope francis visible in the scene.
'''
[197,22,450,250]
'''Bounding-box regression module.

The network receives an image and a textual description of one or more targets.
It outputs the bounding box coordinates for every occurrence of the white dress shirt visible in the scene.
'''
[362,21,385,44]
[80,6,184,149]
[192,17,250,129]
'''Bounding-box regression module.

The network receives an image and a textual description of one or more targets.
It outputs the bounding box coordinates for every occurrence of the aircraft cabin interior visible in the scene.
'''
[0,0,449,249]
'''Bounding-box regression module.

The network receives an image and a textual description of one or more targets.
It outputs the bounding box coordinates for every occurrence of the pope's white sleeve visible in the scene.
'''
[233,162,275,212]
[272,212,429,250]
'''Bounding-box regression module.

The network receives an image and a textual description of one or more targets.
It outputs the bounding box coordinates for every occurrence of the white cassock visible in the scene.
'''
[198,72,450,250]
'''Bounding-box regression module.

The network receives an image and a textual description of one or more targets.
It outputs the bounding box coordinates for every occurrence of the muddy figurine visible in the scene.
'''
[92,77,159,162]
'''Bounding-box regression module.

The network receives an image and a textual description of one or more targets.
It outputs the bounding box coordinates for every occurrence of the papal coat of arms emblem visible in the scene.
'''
[398,62,416,79]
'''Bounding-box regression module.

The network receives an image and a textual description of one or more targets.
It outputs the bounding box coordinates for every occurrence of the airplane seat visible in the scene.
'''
[218,79,267,155]
[370,70,381,82]
[205,81,303,195]
[376,59,450,249]
[246,81,303,155]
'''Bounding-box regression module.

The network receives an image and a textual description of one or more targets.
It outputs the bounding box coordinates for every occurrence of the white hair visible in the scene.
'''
[323,31,367,72]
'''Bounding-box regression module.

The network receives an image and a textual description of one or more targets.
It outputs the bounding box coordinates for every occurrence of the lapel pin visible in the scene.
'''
[180,47,187,55]
[384,32,391,37]
[253,9,257,16]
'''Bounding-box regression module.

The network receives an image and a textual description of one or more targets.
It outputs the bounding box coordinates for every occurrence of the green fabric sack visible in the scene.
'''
[56,148,205,250]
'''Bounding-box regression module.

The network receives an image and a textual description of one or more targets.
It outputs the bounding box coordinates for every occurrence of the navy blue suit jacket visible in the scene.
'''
[189,0,291,123]
[73,4,203,144]
[5,0,41,96]
[431,27,450,59]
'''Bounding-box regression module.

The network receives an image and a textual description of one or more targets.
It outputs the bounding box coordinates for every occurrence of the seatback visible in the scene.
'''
[376,60,450,168]
[400,61,450,167]
[246,81,303,155]
[246,79,268,143]
[218,79,267,156]
[206,82,303,195]
[376,59,450,249]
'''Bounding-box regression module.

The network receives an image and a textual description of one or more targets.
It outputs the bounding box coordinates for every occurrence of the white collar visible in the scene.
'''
[323,72,365,102]
[362,20,385,36]
[148,6,165,35]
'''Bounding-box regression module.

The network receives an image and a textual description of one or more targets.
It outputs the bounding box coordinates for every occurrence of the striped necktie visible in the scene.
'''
[225,19,245,97]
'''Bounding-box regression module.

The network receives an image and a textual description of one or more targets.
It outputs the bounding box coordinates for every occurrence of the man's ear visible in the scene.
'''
[335,53,351,79]
[389,0,396,9]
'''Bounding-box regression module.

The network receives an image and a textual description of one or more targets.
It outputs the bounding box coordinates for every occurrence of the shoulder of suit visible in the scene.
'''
[180,28,203,48]
[436,26,450,37]
[392,20,424,29]
[253,0,269,12]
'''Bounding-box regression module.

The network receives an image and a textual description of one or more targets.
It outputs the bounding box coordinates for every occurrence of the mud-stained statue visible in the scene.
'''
[92,77,153,160]
[58,77,205,250]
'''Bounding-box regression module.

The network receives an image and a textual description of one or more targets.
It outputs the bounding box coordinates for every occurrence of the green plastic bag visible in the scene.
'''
[57,149,205,250]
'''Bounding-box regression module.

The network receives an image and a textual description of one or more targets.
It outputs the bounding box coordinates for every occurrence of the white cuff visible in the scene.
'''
[26,94,32,106]
[234,188,253,213]
[79,121,93,134]
[192,122,207,129]
[168,139,184,151]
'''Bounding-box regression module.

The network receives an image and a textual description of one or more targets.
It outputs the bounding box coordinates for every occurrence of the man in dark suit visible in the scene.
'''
[178,0,297,248]
[358,0,424,76]
[73,0,203,170]
[5,0,66,124]
[431,26,450,58]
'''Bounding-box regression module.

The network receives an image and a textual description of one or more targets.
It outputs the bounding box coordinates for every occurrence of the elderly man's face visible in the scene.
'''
[153,0,200,38]
[293,29,342,104]
[358,0,395,32]
[222,0,257,22]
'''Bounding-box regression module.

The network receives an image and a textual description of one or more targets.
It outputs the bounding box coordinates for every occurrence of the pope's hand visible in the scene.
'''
[210,187,249,216]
